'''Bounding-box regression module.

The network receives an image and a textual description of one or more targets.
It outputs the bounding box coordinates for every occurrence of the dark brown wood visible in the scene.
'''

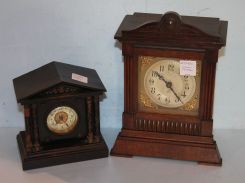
[111,12,227,165]
[94,96,100,142]
[13,61,106,103]
[17,131,108,170]
[32,104,40,152]
[13,61,108,170]
[87,96,94,143]
[115,12,227,49]
[24,105,32,152]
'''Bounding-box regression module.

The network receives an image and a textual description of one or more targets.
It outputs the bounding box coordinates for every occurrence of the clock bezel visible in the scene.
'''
[133,47,205,120]
[138,56,201,116]
[37,97,87,144]
[46,105,79,135]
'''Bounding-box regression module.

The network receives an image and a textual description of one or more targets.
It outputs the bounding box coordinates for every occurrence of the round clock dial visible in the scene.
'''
[47,106,78,135]
[144,60,196,108]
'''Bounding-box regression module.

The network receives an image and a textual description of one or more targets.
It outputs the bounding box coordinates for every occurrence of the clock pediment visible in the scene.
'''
[13,61,106,103]
[115,12,227,49]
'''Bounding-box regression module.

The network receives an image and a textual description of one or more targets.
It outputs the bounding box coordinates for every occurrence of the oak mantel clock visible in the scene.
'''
[111,12,228,165]
[13,61,108,170]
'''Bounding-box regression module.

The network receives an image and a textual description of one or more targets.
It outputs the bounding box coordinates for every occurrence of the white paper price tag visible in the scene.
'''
[72,73,88,83]
[180,60,196,76]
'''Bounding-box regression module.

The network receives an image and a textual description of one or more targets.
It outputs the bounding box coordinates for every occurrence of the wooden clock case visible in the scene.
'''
[111,12,227,165]
[13,61,108,170]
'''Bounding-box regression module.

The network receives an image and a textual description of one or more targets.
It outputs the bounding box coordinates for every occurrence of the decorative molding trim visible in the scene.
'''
[39,85,80,97]
[135,118,201,136]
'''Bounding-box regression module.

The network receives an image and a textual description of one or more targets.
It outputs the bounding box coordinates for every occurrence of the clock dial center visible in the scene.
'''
[54,112,68,124]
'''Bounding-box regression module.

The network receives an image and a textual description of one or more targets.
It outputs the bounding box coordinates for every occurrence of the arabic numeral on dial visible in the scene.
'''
[168,64,174,71]
[159,65,164,72]
[184,75,189,81]
[152,71,157,77]
[157,94,161,100]
[175,98,180,103]
[165,97,170,104]
[181,90,187,98]
[151,87,155,94]
[149,79,154,85]
[185,84,190,90]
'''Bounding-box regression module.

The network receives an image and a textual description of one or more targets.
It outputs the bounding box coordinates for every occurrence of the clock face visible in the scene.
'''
[144,60,196,108]
[47,106,78,135]
[138,56,201,116]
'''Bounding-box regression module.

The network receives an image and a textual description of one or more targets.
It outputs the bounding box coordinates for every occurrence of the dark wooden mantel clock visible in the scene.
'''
[111,12,227,165]
[13,61,108,170]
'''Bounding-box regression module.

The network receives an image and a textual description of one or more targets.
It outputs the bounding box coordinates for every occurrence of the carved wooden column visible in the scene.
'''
[94,96,100,142]
[86,96,93,143]
[31,104,40,151]
[24,105,32,152]
[122,55,137,129]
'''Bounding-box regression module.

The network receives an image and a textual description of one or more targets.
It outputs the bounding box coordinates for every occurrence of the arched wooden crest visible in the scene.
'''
[117,12,227,49]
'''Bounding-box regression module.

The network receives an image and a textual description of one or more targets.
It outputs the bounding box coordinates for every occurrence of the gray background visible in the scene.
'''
[0,0,244,129]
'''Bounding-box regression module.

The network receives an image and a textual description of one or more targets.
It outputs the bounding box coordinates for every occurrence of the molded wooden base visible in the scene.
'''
[17,131,109,170]
[111,129,222,166]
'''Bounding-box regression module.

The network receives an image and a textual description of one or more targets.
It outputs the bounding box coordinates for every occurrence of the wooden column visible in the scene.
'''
[86,96,93,143]
[200,50,218,136]
[122,43,137,129]
[94,96,100,142]
[24,105,32,152]
[32,104,40,151]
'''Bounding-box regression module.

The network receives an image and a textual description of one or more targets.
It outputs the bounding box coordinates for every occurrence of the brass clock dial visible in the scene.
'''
[138,56,201,116]
[144,60,196,108]
[47,106,78,135]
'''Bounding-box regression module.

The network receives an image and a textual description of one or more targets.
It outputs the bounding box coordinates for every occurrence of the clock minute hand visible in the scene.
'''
[168,85,183,104]
[153,71,184,104]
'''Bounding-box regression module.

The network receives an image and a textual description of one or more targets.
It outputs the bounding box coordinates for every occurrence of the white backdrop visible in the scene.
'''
[0,0,244,129]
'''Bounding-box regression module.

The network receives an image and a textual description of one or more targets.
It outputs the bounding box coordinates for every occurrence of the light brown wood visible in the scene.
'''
[111,11,227,165]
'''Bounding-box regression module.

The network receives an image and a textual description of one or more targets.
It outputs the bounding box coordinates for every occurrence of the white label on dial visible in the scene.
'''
[72,73,88,83]
[180,60,196,76]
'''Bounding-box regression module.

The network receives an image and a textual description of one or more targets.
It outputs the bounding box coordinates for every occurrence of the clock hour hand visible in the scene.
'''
[153,71,183,104]
[168,85,183,104]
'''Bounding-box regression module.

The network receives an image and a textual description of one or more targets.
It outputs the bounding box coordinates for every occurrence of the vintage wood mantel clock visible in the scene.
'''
[111,12,228,165]
[13,61,108,170]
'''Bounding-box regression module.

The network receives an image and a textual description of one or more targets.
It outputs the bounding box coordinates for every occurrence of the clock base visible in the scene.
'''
[17,131,109,170]
[111,129,222,166]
